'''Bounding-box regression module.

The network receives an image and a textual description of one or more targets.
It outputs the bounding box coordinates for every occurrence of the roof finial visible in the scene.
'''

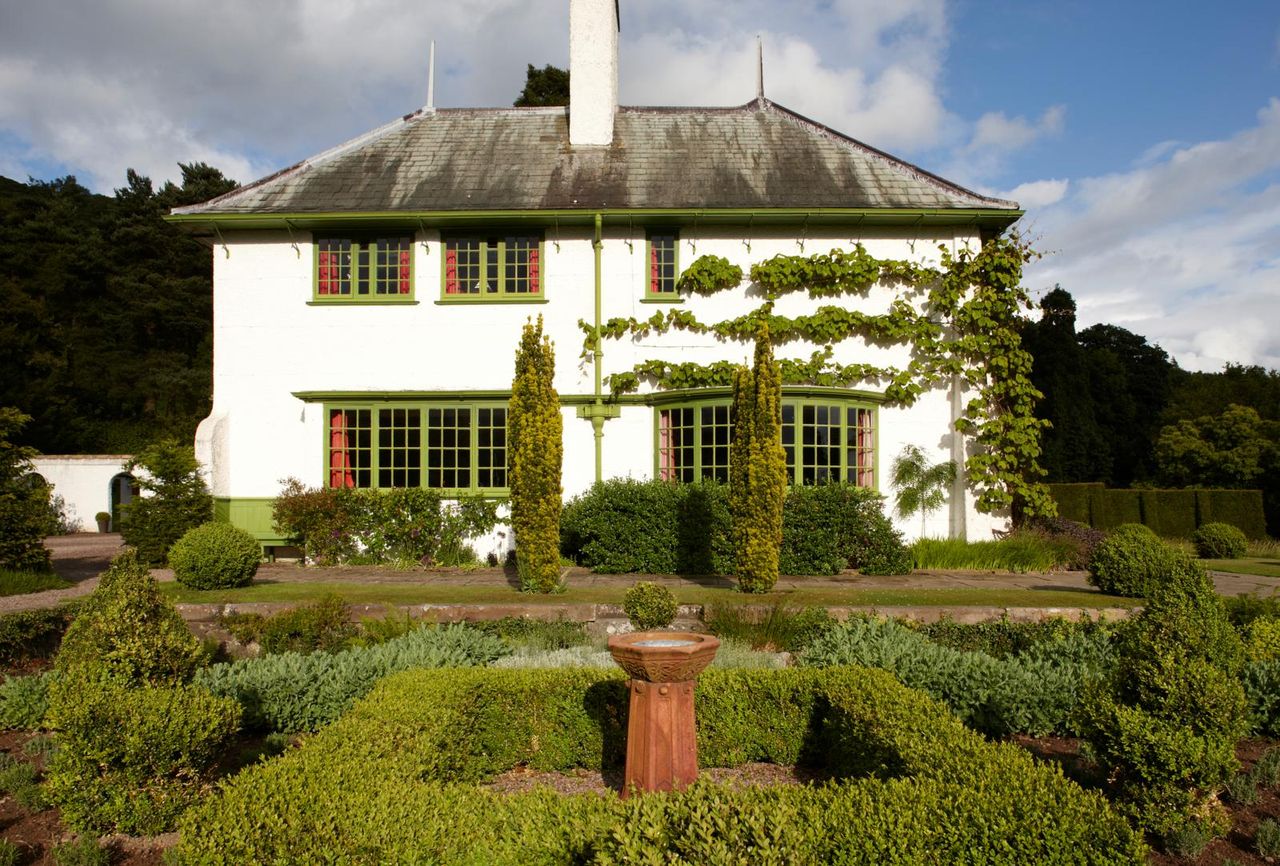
[756,36,765,103]
[426,40,436,110]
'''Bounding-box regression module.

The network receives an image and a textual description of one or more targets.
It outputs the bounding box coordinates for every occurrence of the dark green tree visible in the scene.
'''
[0,407,53,572]
[514,64,570,106]
[120,439,212,564]
[1164,364,1280,425]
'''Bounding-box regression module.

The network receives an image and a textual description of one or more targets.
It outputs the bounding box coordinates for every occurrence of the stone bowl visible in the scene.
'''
[607,631,721,682]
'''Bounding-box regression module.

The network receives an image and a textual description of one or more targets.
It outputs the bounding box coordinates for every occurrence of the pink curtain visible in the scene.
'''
[649,244,660,294]
[399,248,410,294]
[529,246,540,292]
[857,409,874,487]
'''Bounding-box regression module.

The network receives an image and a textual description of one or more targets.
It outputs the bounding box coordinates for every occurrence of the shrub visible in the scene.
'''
[0,603,78,666]
[917,616,1104,659]
[0,673,50,729]
[193,623,509,732]
[271,480,499,566]
[470,617,589,651]
[173,667,1145,865]
[1226,771,1259,805]
[50,837,109,866]
[1192,521,1248,559]
[0,407,53,573]
[780,483,912,576]
[509,316,563,593]
[256,595,357,655]
[1075,551,1246,837]
[169,522,261,589]
[1164,821,1213,858]
[1259,819,1280,859]
[622,581,678,630]
[120,439,212,565]
[0,839,18,866]
[53,549,204,687]
[1244,618,1280,662]
[704,602,835,652]
[1087,523,1172,596]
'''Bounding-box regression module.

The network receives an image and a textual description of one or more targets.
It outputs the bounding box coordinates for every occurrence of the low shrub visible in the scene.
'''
[46,682,240,834]
[272,479,500,566]
[470,616,589,651]
[0,603,79,666]
[1226,592,1280,627]
[49,837,109,866]
[801,617,1111,736]
[1259,819,1280,859]
[194,623,509,732]
[1244,618,1280,662]
[1257,747,1280,787]
[0,673,50,729]
[1226,772,1260,805]
[0,759,41,806]
[1087,523,1174,597]
[1164,821,1214,858]
[917,616,1105,659]
[1193,521,1249,559]
[259,595,356,655]
[169,522,261,590]
[779,483,912,576]
[173,666,1145,864]
[622,581,678,629]
[704,602,835,652]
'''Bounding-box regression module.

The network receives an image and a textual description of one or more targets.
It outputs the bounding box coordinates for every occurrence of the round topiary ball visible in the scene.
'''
[1088,525,1170,598]
[622,581,679,630]
[168,522,262,590]
[1191,523,1248,560]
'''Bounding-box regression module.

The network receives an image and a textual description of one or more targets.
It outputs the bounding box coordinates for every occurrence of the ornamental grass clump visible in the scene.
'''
[169,521,261,590]
[509,316,563,593]
[729,324,786,593]
[622,581,678,630]
[1075,550,1247,840]
[1192,522,1248,559]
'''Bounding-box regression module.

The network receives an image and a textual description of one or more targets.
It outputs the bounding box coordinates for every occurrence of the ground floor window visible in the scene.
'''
[327,402,508,494]
[656,396,876,487]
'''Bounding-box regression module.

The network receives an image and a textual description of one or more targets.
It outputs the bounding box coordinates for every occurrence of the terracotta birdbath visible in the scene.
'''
[607,631,720,797]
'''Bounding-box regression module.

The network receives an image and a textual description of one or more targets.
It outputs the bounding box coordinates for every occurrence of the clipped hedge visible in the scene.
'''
[174,666,1145,864]
[561,479,909,576]
[193,623,509,732]
[1199,489,1268,539]
[1091,489,1144,530]
[1140,489,1199,539]
[1048,483,1266,539]
[1047,482,1101,524]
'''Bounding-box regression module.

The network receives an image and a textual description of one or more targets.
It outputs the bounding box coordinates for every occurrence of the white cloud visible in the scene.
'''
[968,104,1065,153]
[999,178,1069,209]
[1025,100,1280,372]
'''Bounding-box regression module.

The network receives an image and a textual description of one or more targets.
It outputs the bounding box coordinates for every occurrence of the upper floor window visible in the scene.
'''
[443,235,542,300]
[647,230,679,298]
[315,236,413,300]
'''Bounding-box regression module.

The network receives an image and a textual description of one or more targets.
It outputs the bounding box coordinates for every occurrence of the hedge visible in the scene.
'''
[1047,484,1266,539]
[1090,489,1144,530]
[1140,489,1199,539]
[174,666,1145,864]
[1048,483,1101,524]
[1199,489,1268,539]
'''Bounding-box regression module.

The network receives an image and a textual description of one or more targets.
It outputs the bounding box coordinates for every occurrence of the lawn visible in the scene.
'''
[160,579,1140,610]
[1205,557,1280,579]
[0,569,71,597]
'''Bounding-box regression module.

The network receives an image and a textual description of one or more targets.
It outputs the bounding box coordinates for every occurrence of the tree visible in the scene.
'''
[120,439,212,564]
[508,316,563,592]
[1156,404,1278,489]
[729,325,786,593]
[0,407,53,572]
[514,64,570,107]
[889,444,956,538]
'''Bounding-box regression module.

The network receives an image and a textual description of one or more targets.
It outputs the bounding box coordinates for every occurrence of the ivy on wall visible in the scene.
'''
[582,237,1054,518]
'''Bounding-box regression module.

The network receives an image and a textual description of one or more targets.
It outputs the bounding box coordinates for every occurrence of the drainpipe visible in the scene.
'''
[593,212,605,482]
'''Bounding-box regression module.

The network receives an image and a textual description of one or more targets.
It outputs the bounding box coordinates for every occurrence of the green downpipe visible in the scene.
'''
[593,212,604,483]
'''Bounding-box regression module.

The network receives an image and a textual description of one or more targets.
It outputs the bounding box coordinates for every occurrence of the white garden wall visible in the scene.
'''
[30,455,134,533]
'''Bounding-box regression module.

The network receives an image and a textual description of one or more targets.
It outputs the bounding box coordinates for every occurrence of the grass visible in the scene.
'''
[911,533,1074,573]
[160,580,1140,610]
[1204,558,1280,578]
[0,569,71,597]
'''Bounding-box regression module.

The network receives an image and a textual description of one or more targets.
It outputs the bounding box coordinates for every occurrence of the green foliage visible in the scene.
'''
[193,623,508,732]
[730,325,787,593]
[228,595,359,656]
[508,316,563,592]
[1163,821,1214,858]
[0,568,70,596]
[1193,521,1248,559]
[47,681,240,834]
[0,407,53,572]
[1157,403,1278,487]
[1087,523,1171,597]
[676,254,743,295]
[50,837,109,866]
[890,444,956,534]
[172,666,1144,865]
[0,603,78,666]
[622,581,678,629]
[0,758,42,810]
[1139,488,1199,538]
[512,63,569,106]
[703,603,835,652]
[911,531,1077,572]
[470,616,589,651]
[0,839,17,866]
[0,673,50,730]
[801,617,1110,736]
[917,616,1108,659]
[271,479,500,566]
[53,549,204,687]
[121,439,212,565]
[169,521,261,589]
[1047,482,1100,523]
[1225,771,1259,805]
[1089,488,1144,529]
[779,483,912,575]
[1075,552,1246,837]
[1243,618,1280,662]
[1259,819,1280,858]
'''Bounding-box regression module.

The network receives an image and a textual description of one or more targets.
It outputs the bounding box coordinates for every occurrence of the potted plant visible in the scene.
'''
[95,511,111,533]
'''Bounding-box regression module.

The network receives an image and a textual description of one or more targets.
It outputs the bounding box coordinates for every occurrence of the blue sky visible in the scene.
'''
[1,0,1276,371]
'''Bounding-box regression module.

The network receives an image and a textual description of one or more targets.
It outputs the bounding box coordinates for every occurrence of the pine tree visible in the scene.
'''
[508,316,563,592]
[729,324,786,593]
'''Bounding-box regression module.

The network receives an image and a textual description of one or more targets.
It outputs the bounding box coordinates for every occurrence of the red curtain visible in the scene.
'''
[445,247,458,294]
[318,251,331,294]
[649,244,659,294]
[529,246,540,292]
[329,410,354,488]
[399,248,410,294]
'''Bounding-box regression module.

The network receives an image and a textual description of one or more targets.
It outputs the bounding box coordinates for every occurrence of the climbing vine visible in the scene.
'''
[582,236,1054,519]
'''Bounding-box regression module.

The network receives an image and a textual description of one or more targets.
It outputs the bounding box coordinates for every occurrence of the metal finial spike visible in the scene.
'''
[756,36,765,102]
[427,40,436,110]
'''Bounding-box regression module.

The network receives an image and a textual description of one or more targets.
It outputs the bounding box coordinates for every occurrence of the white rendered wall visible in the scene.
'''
[30,456,133,532]
[202,225,1009,541]
[568,0,618,146]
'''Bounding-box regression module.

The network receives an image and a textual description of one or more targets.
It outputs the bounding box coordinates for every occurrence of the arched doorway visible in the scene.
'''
[109,473,136,532]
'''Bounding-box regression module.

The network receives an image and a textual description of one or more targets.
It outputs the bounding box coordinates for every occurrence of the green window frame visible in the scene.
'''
[655,396,877,487]
[326,401,508,495]
[313,235,415,302]
[644,230,680,300]
[442,234,544,301]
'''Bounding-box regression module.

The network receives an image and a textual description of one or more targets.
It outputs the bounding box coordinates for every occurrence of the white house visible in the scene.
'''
[29,455,134,532]
[168,0,1022,554]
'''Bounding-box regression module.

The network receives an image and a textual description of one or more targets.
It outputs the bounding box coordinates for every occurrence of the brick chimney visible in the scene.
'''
[568,0,618,147]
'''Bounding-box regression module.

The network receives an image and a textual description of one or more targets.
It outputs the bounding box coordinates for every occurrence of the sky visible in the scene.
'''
[1,0,1277,373]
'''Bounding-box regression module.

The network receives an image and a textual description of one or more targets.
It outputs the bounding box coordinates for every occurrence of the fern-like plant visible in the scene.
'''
[890,444,956,538]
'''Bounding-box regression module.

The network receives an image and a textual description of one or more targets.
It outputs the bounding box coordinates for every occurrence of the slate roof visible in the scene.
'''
[172,98,1018,216]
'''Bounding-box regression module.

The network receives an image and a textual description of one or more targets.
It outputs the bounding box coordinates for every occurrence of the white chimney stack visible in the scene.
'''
[568,0,618,147]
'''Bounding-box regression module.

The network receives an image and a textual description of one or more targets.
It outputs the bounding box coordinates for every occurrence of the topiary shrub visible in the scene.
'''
[1192,522,1248,559]
[1087,523,1170,597]
[622,581,678,630]
[120,440,213,565]
[169,522,262,590]
[1075,550,1247,839]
